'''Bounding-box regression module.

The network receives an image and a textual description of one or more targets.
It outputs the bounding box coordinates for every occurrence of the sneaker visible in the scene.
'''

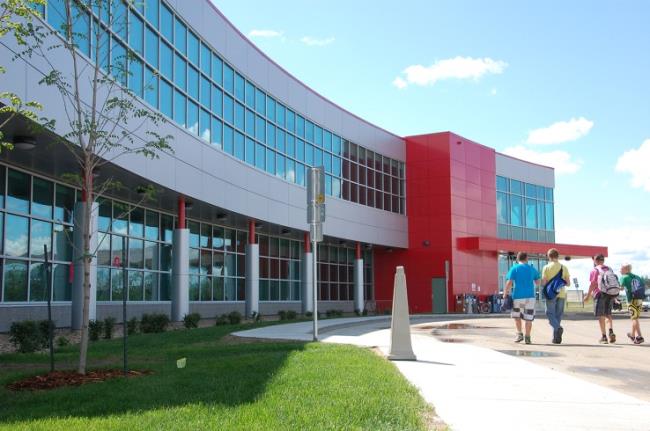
[557,327,564,344]
[627,333,636,343]
[524,336,532,345]
[552,329,560,344]
[635,336,645,345]
[515,333,524,343]
[599,335,609,344]
[608,330,616,344]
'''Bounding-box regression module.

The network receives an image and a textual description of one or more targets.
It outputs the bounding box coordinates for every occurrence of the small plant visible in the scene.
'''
[103,317,116,339]
[251,311,262,322]
[354,309,361,317]
[362,309,368,317]
[127,317,139,335]
[278,310,288,321]
[335,310,344,317]
[227,310,242,325]
[286,310,297,320]
[9,320,49,353]
[183,312,201,329]
[88,320,104,341]
[56,336,70,348]
[140,313,170,333]
[215,314,229,326]
[325,309,336,318]
[305,311,313,318]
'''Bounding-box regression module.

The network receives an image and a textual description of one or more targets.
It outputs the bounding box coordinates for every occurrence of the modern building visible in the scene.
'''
[0,1,605,330]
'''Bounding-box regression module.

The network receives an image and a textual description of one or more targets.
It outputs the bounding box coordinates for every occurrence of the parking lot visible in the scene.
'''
[423,311,650,402]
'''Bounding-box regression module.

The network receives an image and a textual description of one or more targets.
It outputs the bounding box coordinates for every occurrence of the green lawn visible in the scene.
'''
[0,323,431,430]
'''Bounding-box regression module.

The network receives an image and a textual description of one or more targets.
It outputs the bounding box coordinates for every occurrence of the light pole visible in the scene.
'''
[306,167,325,341]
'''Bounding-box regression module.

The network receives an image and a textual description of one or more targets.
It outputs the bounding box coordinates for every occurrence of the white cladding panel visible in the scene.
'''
[495,153,555,188]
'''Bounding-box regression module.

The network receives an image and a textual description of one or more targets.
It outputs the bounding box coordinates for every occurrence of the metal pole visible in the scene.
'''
[312,238,318,341]
[44,244,54,373]
[122,236,128,376]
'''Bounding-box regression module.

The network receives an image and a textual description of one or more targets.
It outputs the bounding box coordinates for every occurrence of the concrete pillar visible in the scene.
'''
[171,196,189,321]
[388,266,416,361]
[71,201,98,329]
[354,242,364,312]
[302,232,313,313]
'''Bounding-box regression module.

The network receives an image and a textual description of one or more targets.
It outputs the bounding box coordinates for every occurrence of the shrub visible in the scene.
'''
[354,309,361,317]
[227,310,242,325]
[325,309,336,318]
[286,310,297,320]
[56,336,70,348]
[103,317,116,339]
[183,312,201,329]
[9,320,49,353]
[304,311,313,318]
[140,313,170,333]
[362,309,368,317]
[88,319,104,341]
[127,317,139,335]
[278,310,288,321]
[335,310,344,317]
[215,314,229,326]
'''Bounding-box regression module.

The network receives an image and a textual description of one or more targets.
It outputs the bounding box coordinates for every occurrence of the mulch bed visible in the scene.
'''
[7,369,151,391]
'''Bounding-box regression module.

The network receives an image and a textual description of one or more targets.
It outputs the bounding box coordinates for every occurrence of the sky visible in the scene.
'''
[211,0,650,289]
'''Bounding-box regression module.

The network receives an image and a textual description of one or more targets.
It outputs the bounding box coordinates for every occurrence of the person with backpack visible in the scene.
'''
[504,252,541,344]
[619,263,645,344]
[541,248,571,344]
[584,254,619,344]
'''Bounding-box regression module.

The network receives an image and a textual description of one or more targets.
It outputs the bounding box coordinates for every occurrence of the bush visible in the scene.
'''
[89,320,104,341]
[140,313,170,333]
[278,310,288,321]
[103,317,116,339]
[304,311,313,318]
[183,312,201,329]
[56,336,70,348]
[335,310,344,317]
[127,317,139,335]
[325,309,336,318]
[286,310,297,320]
[362,309,368,317]
[227,311,242,325]
[9,320,50,353]
[215,314,229,326]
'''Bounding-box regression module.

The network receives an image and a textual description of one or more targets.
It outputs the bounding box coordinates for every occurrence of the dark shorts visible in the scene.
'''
[594,293,614,317]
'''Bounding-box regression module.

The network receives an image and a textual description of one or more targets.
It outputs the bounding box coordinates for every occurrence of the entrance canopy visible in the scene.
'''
[457,236,607,259]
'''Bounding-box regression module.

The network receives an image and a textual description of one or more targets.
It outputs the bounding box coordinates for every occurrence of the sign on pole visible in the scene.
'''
[307,167,325,341]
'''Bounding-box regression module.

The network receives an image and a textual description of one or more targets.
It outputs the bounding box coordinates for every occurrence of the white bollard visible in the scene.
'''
[388,266,416,361]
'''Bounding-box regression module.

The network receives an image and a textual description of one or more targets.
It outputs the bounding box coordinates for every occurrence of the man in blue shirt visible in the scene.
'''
[505,252,541,344]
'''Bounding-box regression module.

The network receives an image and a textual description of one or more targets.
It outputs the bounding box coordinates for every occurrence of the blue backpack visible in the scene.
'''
[631,275,646,300]
[543,267,566,300]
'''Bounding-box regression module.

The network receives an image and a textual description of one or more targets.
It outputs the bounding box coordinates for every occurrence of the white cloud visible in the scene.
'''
[248,29,283,39]
[392,56,507,88]
[526,117,594,145]
[300,36,335,47]
[502,146,582,174]
[393,77,407,90]
[615,139,650,192]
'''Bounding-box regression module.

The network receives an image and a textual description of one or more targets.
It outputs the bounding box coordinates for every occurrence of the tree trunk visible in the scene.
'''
[77,167,93,375]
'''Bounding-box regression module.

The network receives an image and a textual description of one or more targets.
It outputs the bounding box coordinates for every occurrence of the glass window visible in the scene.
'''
[255,88,266,115]
[188,100,199,134]
[525,198,537,229]
[267,123,276,148]
[286,135,295,158]
[145,0,159,27]
[111,0,127,40]
[160,2,173,41]
[112,202,129,235]
[266,149,276,174]
[545,188,554,202]
[332,156,341,176]
[30,220,51,259]
[525,183,536,197]
[128,271,143,301]
[224,125,234,154]
[32,177,53,219]
[8,169,30,213]
[296,163,305,186]
[161,214,174,242]
[160,78,172,118]
[276,103,285,126]
[314,126,323,148]
[245,137,255,165]
[305,144,314,166]
[129,58,144,97]
[47,0,66,34]
[286,109,295,132]
[305,120,314,143]
[54,184,74,224]
[129,238,144,269]
[129,13,144,55]
[221,62,233,93]
[276,154,285,179]
[296,115,305,137]
[187,31,199,65]
[537,202,546,230]
[111,39,127,85]
[267,96,276,122]
[174,17,186,53]
[286,159,296,183]
[496,192,509,224]
[53,263,72,301]
[496,176,508,192]
[98,199,111,232]
[332,135,342,155]
[510,195,522,227]
[174,53,186,90]
[5,214,29,257]
[255,143,265,170]
[188,66,199,100]
[276,129,285,153]
[296,138,304,162]
[4,260,28,301]
[145,26,159,68]
[211,116,223,148]
[545,202,554,230]
[211,85,223,117]
[200,43,211,75]
[145,67,158,108]
[245,109,255,136]
[256,116,266,143]
[145,210,159,240]
[323,130,330,151]
[174,90,186,127]
[244,80,254,107]
[235,102,245,130]
[200,109,211,141]
[332,177,341,197]
[200,75,210,107]
[235,132,245,160]
[223,94,234,124]
[511,179,523,195]
[160,41,173,80]
[130,207,144,237]
[212,55,223,85]
[144,272,158,301]
[235,74,245,102]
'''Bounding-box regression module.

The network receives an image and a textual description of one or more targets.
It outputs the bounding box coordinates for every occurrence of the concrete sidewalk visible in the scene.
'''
[234,317,650,431]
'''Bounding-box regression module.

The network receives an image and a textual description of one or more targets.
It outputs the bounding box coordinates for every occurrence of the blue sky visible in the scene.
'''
[212,0,650,284]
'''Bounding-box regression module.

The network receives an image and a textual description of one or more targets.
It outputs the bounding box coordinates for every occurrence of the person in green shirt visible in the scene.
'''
[619,263,644,344]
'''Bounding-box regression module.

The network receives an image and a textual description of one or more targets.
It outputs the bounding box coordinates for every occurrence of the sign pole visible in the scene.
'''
[122,236,128,376]
[44,244,54,373]
[312,236,318,341]
[307,167,325,342]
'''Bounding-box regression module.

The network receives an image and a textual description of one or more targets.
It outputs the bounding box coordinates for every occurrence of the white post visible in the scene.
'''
[388,266,416,361]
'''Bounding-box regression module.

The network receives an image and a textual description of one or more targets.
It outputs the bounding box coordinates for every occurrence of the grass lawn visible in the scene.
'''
[0,323,432,430]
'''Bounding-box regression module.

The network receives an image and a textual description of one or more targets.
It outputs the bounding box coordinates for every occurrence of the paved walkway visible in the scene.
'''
[234,317,650,431]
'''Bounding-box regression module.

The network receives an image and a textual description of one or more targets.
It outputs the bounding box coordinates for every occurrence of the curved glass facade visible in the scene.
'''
[45,0,406,214]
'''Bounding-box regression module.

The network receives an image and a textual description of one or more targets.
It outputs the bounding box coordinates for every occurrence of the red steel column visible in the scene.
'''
[355,242,362,259]
[304,232,311,253]
[248,219,256,244]
[178,196,186,229]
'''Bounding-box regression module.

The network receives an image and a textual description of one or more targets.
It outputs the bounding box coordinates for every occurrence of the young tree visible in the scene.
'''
[0,0,46,149]
[17,0,173,374]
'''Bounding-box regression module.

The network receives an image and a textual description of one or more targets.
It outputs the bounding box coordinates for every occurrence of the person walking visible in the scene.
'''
[505,252,541,345]
[584,254,618,344]
[619,263,645,344]
[541,248,571,344]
